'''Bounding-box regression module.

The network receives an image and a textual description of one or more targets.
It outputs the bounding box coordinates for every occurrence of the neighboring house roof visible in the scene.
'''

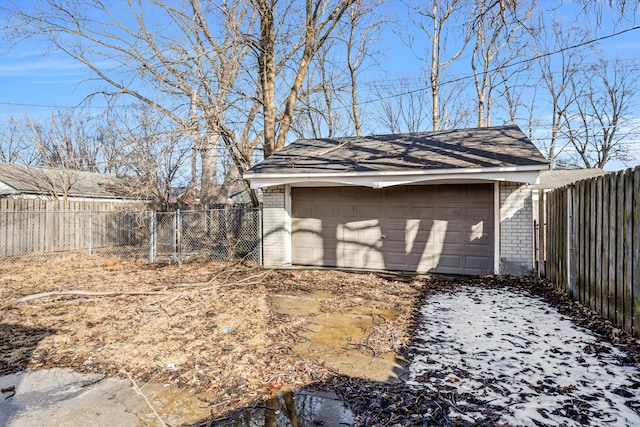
[228,188,263,205]
[168,186,201,204]
[0,163,127,199]
[245,125,549,189]
[532,168,606,190]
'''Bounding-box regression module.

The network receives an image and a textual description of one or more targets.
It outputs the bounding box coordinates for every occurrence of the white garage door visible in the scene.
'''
[291,184,494,275]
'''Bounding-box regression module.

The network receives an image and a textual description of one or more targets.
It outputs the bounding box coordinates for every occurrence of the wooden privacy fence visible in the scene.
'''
[545,166,640,337]
[0,198,144,256]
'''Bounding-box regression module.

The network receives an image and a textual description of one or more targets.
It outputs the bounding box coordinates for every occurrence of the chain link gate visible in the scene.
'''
[150,208,262,264]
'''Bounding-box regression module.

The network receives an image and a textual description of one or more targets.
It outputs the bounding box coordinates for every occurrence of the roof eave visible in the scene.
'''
[244,165,549,189]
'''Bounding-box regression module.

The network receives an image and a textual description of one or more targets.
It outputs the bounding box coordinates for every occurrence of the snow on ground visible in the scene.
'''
[408,286,640,426]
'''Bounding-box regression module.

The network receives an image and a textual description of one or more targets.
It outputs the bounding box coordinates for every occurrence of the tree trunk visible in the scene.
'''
[200,133,222,205]
[257,0,277,158]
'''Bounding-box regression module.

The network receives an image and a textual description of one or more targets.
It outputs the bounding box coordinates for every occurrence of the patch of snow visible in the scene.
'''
[408,286,640,426]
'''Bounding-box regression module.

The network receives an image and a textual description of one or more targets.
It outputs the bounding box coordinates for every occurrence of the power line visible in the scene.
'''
[2,26,639,111]
[355,25,640,106]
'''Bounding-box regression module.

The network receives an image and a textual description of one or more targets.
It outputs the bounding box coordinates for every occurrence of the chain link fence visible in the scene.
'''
[0,208,262,265]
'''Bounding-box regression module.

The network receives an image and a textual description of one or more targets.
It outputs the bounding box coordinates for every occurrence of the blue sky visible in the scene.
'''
[1,1,639,170]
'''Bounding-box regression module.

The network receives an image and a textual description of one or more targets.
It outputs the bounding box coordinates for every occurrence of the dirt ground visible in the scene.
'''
[2,256,640,426]
[0,256,423,422]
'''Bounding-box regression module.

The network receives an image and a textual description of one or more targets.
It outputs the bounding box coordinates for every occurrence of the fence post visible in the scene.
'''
[149,210,157,262]
[88,210,93,256]
[537,189,546,277]
[567,186,576,298]
[258,207,263,266]
[175,209,182,263]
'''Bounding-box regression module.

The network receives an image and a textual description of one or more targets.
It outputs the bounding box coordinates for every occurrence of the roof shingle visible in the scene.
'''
[248,125,548,175]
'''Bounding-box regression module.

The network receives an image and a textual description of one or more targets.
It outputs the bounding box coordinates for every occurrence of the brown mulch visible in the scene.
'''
[0,256,424,419]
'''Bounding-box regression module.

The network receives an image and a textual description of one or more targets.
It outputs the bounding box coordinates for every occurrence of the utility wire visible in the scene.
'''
[1,26,639,111]
[355,25,640,106]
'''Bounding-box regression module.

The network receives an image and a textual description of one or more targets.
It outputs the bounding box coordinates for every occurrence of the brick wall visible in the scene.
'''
[261,185,290,267]
[500,182,534,275]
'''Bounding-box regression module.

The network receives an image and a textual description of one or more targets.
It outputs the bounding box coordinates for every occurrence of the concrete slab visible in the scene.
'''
[0,369,211,427]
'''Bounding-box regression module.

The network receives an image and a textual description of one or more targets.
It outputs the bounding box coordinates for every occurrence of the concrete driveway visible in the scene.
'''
[0,368,211,427]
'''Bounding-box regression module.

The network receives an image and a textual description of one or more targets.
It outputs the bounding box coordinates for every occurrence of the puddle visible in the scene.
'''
[209,389,355,426]
[271,293,407,382]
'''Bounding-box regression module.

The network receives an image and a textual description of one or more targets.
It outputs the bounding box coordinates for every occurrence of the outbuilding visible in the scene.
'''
[244,125,549,276]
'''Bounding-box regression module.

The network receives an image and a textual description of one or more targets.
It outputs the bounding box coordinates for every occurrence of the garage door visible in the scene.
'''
[291,184,494,275]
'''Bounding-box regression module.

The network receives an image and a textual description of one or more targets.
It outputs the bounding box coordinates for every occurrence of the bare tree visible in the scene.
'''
[3,111,100,200]
[373,76,472,133]
[343,0,383,136]
[561,58,640,168]
[253,0,358,157]
[2,105,195,206]
[469,0,535,127]
[535,19,589,167]
[291,42,350,139]
[575,0,640,26]
[117,108,192,209]
[374,77,430,134]
[0,118,33,164]
[404,0,472,131]
[2,0,260,204]
[3,0,364,205]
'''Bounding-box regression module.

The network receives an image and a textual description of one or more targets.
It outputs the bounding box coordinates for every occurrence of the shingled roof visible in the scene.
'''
[249,125,547,174]
[245,125,549,188]
[0,163,126,199]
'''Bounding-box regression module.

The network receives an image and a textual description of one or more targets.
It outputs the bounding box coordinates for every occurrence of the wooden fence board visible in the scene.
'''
[601,176,610,321]
[575,182,584,302]
[573,182,580,300]
[584,181,590,306]
[582,180,589,304]
[588,179,596,311]
[634,167,640,336]
[595,177,603,315]
[571,184,576,296]
[608,173,618,325]
[624,170,634,332]
[0,199,7,257]
[616,171,625,329]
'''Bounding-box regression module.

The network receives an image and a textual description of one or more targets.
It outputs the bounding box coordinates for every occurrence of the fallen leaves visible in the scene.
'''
[0,256,421,419]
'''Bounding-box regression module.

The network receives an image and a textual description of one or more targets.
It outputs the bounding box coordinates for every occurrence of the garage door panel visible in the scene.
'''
[436,255,463,269]
[359,205,382,218]
[340,206,358,217]
[292,184,494,275]
[466,256,491,270]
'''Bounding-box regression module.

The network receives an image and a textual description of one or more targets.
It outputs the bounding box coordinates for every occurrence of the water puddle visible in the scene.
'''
[271,292,407,382]
[209,388,354,426]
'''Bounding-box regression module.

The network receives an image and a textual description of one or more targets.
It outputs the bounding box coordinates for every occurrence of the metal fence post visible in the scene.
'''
[257,207,263,266]
[177,209,183,263]
[173,210,182,263]
[149,210,156,262]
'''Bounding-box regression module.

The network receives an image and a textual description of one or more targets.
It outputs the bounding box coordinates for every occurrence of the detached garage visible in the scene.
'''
[244,125,549,276]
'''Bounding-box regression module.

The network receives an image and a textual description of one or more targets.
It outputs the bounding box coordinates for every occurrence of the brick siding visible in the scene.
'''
[261,185,290,266]
[500,182,534,275]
